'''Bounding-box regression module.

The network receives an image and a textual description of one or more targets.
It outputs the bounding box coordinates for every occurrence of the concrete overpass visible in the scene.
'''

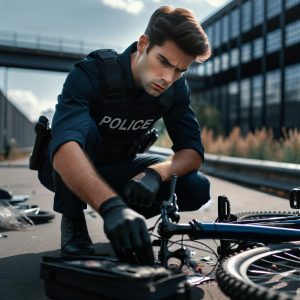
[0,31,122,72]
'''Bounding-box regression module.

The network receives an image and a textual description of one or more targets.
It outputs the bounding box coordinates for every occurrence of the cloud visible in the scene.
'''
[7,89,55,122]
[102,0,144,14]
[205,0,229,7]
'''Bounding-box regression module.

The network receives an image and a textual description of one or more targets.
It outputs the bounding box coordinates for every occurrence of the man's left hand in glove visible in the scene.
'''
[123,168,162,207]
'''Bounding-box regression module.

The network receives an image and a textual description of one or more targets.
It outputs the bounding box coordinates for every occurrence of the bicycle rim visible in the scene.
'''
[216,241,300,300]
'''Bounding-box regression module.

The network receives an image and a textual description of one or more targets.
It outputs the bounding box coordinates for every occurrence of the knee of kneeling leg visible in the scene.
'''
[178,172,210,210]
[190,174,211,209]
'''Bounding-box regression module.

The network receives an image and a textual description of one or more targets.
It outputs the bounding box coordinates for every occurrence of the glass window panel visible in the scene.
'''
[230,48,239,67]
[241,43,252,63]
[253,37,264,58]
[221,52,229,71]
[230,8,240,38]
[206,26,213,47]
[241,78,251,132]
[228,81,239,129]
[214,56,221,73]
[286,0,300,8]
[253,0,264,26]
[214,20,221,48]
[206,60,213,76]
[252,75,263,127]
[242,1,252,33]
[286,20,300,46]
[266,29,281,53]
[285,64,300,127]
[197,64,205,76]
[267,0,282,19]
[266,69,281,128]
[222,15,229,44]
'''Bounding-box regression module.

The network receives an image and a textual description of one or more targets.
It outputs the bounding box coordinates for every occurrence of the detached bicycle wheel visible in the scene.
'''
[217,241,300,300]
[26,210,55,224]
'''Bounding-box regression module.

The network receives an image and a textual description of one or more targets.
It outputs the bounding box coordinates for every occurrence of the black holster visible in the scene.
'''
[29,116,52,171]
[127,128,159,158]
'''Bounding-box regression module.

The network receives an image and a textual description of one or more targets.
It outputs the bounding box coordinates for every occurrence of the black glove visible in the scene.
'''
[123,168,162,207]
[98,196,154,266]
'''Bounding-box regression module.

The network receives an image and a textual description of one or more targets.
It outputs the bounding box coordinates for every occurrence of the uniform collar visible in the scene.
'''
[118,42,138,89]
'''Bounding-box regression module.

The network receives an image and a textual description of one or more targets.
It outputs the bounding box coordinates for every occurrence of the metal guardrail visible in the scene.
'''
[149,146,300,193]
[2,144,299,192]
[0,30,122,54]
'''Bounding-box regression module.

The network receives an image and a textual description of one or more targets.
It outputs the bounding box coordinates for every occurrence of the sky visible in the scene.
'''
[0,0,229,121]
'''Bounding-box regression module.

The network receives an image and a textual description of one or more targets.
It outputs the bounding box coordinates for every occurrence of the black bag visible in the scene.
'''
[40,256,190,300]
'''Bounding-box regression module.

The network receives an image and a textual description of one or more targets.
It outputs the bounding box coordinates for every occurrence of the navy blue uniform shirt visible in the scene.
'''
[49,42,204,163]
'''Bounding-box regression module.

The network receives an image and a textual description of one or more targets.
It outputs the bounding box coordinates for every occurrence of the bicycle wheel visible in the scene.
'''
[217,241,300,300]
[26,210,55,224]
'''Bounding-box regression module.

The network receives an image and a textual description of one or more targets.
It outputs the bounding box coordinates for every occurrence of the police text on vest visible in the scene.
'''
[99,116,154,131]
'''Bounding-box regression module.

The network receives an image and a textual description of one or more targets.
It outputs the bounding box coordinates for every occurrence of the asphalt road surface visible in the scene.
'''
[0,157,292,300]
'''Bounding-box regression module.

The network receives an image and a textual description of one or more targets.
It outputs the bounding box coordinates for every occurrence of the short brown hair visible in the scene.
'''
[145,6,211,62]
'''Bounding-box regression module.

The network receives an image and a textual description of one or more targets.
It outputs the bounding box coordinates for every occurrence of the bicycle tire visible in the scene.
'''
[26,210,55,224]
[216,241,300,300]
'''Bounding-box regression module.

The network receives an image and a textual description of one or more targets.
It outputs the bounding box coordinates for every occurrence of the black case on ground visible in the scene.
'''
[40,256,190,300]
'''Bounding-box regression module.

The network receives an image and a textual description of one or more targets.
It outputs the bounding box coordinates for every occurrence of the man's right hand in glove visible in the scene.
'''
[98,196,154,266]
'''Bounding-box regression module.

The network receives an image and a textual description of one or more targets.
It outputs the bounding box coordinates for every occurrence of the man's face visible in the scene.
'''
[134,36,195,97]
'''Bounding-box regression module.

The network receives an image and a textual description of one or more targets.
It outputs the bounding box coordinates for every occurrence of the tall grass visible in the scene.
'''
[156,127,300,164]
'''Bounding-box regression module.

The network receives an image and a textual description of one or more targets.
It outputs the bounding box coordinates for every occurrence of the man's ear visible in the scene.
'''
[137,34,149,53]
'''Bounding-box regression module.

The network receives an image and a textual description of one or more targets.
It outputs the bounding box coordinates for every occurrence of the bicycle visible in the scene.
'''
[151,175,300,300]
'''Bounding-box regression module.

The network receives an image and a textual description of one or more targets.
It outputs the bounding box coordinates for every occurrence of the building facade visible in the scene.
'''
[0,89,34,157]
[188,0,300,136]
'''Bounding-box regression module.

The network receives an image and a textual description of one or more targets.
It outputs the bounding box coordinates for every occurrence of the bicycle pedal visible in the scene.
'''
[290,187,300,209]
[218,195,231,222]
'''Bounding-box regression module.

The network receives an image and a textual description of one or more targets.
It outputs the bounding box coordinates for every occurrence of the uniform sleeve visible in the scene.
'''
[49,61,99,162]
[163,77,205,161]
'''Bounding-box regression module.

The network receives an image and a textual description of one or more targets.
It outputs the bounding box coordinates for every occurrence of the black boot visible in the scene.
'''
[61,213,95,258]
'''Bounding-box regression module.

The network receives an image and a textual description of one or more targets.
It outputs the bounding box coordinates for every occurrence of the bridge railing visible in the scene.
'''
[0,30,121,54]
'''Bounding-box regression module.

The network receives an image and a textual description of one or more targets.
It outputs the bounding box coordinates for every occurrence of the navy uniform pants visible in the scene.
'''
[38,125,211,219]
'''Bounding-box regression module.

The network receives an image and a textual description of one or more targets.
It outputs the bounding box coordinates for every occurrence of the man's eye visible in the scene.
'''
[160,59,168,66]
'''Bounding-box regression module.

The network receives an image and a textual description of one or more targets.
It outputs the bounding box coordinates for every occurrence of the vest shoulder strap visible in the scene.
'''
[88,49,126,98]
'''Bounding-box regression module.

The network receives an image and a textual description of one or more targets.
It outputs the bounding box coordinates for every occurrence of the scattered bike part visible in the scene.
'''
[25,209,55,224]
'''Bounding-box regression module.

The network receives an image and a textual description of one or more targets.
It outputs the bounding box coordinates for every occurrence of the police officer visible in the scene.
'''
[38,6,211,265]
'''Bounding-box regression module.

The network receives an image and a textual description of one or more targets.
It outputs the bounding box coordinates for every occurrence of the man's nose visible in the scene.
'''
[162,69,175,84]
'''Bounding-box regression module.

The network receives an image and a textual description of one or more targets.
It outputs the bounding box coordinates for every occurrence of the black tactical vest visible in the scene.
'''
[84,49,173,164]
